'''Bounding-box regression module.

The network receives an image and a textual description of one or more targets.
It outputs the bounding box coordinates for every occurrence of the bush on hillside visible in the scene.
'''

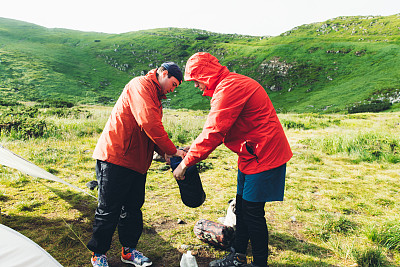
[195,35,209,40]
[36,99,75,108]
[0,107,48,139]
[97,96,114,105]
[282,120,307,130]
[1,106,39,118]
[43,107,92,119]
[0,116,48,138]
[0,99,20,107]
[347,100,392,114]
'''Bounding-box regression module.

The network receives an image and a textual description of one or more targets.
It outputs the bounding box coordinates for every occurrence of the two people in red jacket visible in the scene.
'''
[88,52,292,267]
[173,52,292,267]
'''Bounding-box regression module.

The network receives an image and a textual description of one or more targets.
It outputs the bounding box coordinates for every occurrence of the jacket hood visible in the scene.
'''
[184,52,229,97]
[147,68,166,100]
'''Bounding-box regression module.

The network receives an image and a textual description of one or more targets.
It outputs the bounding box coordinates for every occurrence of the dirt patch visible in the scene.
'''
[150,218,179,233]
[286,220,306,242]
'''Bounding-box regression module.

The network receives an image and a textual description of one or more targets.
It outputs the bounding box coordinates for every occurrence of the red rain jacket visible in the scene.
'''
[93,69,177,174]
[183,52,292,174]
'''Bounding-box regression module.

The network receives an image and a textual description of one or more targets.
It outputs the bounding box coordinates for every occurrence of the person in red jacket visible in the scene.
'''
[173,53,292,267]
[88,62,186,267]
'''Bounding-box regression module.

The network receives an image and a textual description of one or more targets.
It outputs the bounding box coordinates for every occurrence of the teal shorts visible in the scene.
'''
[237,164,286,202]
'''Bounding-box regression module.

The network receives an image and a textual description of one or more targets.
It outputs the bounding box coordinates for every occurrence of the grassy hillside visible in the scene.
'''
[0,15,400,112]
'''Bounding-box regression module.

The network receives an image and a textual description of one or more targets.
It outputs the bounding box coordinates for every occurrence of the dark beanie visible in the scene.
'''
[161,62,183,84]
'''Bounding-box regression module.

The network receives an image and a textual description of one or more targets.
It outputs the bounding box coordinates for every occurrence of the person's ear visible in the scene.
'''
[163,70,169,78]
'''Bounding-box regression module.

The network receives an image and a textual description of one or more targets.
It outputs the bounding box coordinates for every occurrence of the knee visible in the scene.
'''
[242,199,265,218]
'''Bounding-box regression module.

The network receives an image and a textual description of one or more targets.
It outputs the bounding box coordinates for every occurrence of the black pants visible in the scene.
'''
[233,194,268,267]
[87,160,146,254]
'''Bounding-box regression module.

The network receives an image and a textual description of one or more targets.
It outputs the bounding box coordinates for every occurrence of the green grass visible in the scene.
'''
[367,223,400,250]
[353,247,390,267]
[1,106,400,266]
[301,130,400,163]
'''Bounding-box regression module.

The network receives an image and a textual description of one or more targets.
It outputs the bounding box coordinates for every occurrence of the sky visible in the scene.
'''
[1,0,400,36]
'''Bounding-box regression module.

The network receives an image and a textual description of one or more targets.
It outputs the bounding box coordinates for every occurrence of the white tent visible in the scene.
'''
[0,145,96,266]
[0,144,96,199]
[0,223,63,266]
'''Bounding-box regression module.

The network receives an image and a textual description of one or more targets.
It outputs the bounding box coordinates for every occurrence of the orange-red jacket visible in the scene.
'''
[93,69,177,174]
[183,52,292,174]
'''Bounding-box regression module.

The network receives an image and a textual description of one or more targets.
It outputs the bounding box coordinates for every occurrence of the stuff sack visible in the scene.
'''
[193,219,235,250]
[170,156,206,208]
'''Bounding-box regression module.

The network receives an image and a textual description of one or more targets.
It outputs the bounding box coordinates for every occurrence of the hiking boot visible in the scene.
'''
[209,247,246,267]
[91,253,109,267]
[121,247,152,266]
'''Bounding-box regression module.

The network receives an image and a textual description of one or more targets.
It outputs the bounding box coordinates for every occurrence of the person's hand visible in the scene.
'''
[173,162,187,180]
[175,149,186,159]
[165,149,187,165]
[164,153,172,164]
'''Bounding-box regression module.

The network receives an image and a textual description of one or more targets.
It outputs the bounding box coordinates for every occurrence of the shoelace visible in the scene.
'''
[132,250,146,260]
[94,255,108,265]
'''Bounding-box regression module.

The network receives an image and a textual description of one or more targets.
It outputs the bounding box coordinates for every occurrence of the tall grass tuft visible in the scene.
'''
[0,191,9,201]
[281,113,341,130]
[367,223,400,250]
[313,214,358,241]
[15,200,43,212]
[353,247,389,267]
[301,131,400,163]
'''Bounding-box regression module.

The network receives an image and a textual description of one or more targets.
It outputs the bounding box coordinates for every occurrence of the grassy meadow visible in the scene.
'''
[0,106,400,266]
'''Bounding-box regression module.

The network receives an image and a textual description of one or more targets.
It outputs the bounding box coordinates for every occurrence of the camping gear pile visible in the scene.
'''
[170,155,236,250]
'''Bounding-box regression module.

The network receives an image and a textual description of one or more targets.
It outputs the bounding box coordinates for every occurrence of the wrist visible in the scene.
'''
[180,161,187,170]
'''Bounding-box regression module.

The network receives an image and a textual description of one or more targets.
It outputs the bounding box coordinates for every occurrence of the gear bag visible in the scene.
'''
[193,219,235,250]
[170,156,206,208]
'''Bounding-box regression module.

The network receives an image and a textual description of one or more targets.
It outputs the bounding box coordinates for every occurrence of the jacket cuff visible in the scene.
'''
[182,157,191,168]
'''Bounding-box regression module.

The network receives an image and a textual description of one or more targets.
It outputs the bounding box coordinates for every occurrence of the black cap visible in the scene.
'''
[161,62,183,84]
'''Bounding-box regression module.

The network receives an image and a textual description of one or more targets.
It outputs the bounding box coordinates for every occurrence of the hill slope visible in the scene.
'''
[0,15,400,112]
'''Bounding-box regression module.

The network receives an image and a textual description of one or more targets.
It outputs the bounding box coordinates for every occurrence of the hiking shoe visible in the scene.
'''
[209,247,246,267]
[121,247,152,266]
[91,253,109,267]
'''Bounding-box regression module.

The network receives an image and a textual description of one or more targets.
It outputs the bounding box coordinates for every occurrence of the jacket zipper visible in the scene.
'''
[124,136,133,156]
[245,141,259,163]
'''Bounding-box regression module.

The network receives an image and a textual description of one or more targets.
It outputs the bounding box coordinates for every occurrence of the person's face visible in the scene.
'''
[194,81,207,92]
[159,70,179,95]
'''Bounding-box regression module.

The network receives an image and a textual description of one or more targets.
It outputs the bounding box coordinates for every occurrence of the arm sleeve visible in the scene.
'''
[183,82,248,167]
[154,144,165,156]
[126,80,177,155]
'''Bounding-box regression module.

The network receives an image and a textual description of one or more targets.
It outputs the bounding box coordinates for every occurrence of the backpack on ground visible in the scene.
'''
[193,219,235,250]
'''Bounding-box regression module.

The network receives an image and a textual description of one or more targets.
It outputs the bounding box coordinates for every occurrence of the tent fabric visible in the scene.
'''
[0,223,63,266]
[0,145,96,199]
